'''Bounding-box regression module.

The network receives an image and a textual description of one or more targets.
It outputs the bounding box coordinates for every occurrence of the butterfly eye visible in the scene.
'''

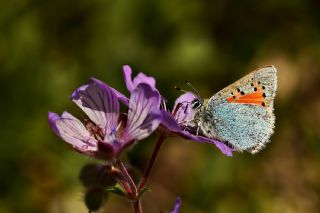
[191,99,202,109]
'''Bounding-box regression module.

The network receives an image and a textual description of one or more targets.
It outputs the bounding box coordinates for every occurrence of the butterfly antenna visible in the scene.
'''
[174,86,188,93]
[185,81,203,102]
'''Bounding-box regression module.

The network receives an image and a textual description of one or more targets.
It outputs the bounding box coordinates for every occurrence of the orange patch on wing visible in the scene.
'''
[227,91,265,106]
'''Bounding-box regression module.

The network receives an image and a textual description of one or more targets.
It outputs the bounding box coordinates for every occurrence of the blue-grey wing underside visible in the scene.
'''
[211,103,274,151]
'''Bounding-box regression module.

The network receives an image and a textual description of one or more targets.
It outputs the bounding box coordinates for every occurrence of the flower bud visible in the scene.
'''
[79,163,116,187]
[84,186,108,212]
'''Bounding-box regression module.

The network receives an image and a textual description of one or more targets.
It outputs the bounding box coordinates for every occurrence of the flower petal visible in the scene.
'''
[160,110,182,132]
[178,130,234,156]
[123,65,156,92]
[71,78,120,135]
[93,77,129,105]
[170,197,181,213]
[172,92,197,124]
[133,72,156,89]
[123,65,135,92]
[112,88,129,105]
[48,111,60,135]
[121,83,161,143]
[48,111,98,153]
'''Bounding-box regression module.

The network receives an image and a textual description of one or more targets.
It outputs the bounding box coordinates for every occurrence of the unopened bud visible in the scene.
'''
[84,186,108,212]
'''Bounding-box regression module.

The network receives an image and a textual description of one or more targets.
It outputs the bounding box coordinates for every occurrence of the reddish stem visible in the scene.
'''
[113,134,166,213]
[114,159,142,213]
[137,134,165,192]
[132,199,143,213]
[115,159,138,197]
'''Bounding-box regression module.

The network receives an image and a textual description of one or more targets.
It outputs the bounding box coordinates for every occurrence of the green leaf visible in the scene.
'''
[106,183,126,197]
[139,187,151,197]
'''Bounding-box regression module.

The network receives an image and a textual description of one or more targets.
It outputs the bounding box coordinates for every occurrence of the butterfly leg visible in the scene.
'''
[178,119,192,131]
[184,120,190,131]
[196,125,200,136]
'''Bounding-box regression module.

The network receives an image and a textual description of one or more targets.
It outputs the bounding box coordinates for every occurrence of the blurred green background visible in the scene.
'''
[1,0,320,212]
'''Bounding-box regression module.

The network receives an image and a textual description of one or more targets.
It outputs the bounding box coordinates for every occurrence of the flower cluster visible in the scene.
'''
[49,65,234,160]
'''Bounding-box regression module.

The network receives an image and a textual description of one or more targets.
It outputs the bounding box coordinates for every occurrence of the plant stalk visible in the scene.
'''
[137,134,165,192]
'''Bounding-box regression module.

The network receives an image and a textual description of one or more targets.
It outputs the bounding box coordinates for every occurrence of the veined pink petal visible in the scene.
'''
[71,78,120,135]
[123,65,156,92]
[133,72,156,89]
[123,65,135,92]
[121,83,161,143]
[178,131,234,157]
[48,112,60,135]
[48,111,97,152]
[172,92,197,124]
[160,110,181,132]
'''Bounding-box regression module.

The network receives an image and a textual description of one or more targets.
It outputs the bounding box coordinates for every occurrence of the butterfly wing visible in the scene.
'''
[204,66,277,153]
[209,103,275,153]
[211,65,277,107]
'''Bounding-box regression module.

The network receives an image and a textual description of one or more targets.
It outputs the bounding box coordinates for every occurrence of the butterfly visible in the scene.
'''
[191,65,277,154]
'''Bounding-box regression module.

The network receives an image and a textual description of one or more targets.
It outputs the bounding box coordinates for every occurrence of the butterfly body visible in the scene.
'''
[193,66,277,153]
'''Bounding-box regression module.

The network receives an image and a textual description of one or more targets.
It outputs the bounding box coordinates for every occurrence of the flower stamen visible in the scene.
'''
[84,119,105,141]
[172,103,183,117]
[160,99,167,111]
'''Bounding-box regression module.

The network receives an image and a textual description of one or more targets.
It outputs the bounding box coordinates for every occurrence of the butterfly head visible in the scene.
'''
[175,81,204,110]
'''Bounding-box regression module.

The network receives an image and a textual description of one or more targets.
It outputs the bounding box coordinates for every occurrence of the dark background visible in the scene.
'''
[1,0,320,212]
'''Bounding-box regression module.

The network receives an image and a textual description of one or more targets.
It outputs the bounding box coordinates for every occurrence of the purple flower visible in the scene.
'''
[123,65,156,93]
[161,92,234,157]
[170,197,181,213]
[48,78,161,160]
